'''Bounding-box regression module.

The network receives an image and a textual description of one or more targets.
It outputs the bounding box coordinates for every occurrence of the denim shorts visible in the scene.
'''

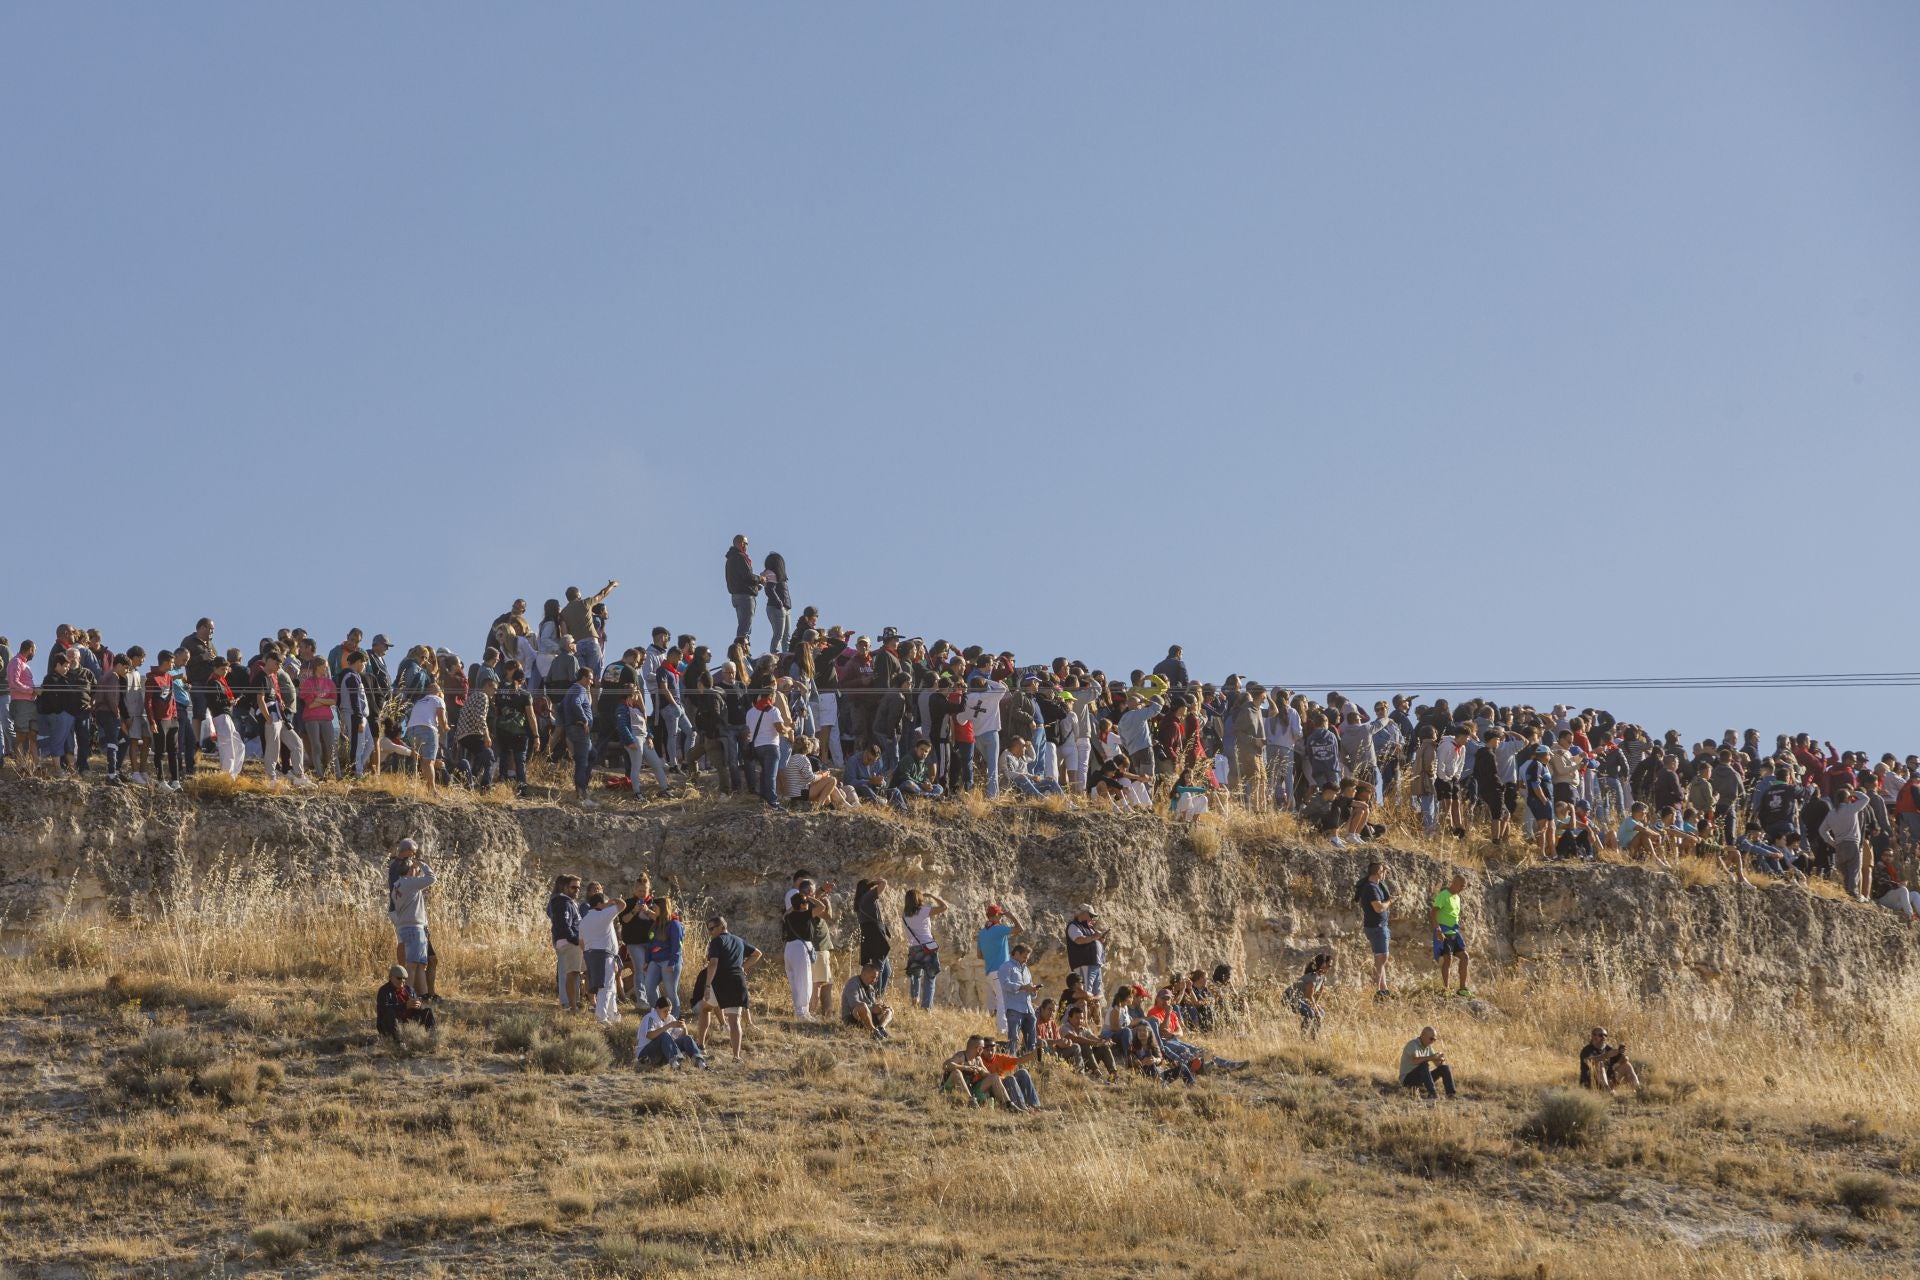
[1364,925,1391,956]
[408,725,440,761]
[9,701,36,734]
[396,925,429,964]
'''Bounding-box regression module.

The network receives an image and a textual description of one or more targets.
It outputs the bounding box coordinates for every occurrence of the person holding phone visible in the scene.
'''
[1578,1027,1639,1092]
[634,995,707,1069]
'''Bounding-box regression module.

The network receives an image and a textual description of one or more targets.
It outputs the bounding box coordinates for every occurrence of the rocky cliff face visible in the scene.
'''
[3,781,1911,1018]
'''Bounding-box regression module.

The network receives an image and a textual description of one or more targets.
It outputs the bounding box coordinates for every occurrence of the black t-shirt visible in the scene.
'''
[782,906,815,944]
[619,896,656,947]
[855,888,890,963]
[1578,1041,1615,1087]
[707,932,749,982]
[1354,879,1390,926]
[495,688,533,739]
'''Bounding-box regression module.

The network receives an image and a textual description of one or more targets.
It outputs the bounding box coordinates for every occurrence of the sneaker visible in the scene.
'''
[579,797,598,809]
[1455,987,1476,999]
[1330,835,1347,849]
[1373,989,1392,1002]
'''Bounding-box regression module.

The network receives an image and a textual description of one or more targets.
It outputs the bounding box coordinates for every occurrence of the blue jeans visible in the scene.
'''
[637,1029,703,1067]
[644,960,681,1016]
[576,637,604,679]
[626,741,669,792]
[42,711,76,763]
[1006,1009,1036,1055]
[869,955,893,997]
[566,723,593,796]
[92,716,122,775]
[501,737,529,784]
[754,743,780,805]
[464,738,496,789]
[977,730,1000,797]
[906,946,939,1009]
[1074,963,1104,999]
[396,925,429,964]
[1005,1067,1038,1108]
[1266,744,1294,807]
[767,605,789,655]
[730,593,757,644]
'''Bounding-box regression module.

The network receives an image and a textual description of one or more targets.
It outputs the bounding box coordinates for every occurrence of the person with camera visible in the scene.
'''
[1399,1025,1455,1099]
[634,995,707,1069]
[781,881,830,1020]
[942,1035,1018,1110]
[996,942,1043,1054]
[975,904,1022,1037]
[1578,1027,1640,1092]
[387,839,436,997]
[1064,904,1107,1000]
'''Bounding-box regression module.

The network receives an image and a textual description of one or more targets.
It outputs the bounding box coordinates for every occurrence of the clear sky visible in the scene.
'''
[4,5,1916,750]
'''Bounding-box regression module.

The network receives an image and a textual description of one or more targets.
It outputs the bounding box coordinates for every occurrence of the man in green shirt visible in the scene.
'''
[1430,873,1472,998]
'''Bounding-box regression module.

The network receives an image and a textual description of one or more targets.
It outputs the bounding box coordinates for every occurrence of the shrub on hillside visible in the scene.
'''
[533,1025,611,1075]
[656,1159,734,1204]
[1833,1172,1894,1219]
[1525,1089,1610,1148]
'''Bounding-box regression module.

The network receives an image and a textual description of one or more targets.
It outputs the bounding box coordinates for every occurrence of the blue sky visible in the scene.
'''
[3,5,1916,749]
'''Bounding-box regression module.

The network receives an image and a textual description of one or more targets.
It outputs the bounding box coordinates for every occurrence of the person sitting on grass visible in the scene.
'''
[1056,1001,1120,1079]
[887,738,944,809]
[777,736,859,810]
[1736,823,1797,880]
[1146,986,1247,1073]
[1870,849,1920,922]
[376,965,435,1038]
[1553,801,1597,861]
[981,1039,1042,1110]
[1331,778,1384,844]
[841,960,893,1041]
[1615,802,1673,867]
[1399,1025,1455,1100]
[1578,1026,1639,1091]
[1126,1010,1192,1085]
[942,1035,1022,1111]
[635,995,707,1069]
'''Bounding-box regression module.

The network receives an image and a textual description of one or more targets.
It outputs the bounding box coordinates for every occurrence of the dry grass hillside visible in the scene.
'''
[5,875,1920,1280]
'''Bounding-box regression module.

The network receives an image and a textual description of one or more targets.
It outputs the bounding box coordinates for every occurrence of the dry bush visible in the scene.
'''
[1186,818,1223,860]
[1524,1088,1610,1148]
[533,1025,612,1075]
[789,1046,839,1082]
[247,1221,310,1261]
[1832,1172,1894,1219]
[655,1159,735,1204]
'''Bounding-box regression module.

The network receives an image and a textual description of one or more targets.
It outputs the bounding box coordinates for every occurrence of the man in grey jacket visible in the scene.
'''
[1228,685,1269,806]
[388,838,438,994]
[1819,788,1873,902]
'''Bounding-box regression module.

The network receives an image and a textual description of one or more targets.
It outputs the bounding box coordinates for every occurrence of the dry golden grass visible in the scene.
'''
[5,864,1920,1280]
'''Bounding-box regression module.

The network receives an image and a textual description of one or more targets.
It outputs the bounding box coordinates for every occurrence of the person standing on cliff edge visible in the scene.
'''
[1353,860,1395,1001]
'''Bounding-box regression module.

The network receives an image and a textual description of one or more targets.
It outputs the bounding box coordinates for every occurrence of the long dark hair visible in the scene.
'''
[541,599,562,626]
[765,551,787,582]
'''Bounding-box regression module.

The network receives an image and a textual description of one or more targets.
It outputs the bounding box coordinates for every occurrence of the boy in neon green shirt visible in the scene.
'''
[1430,873,1472,997]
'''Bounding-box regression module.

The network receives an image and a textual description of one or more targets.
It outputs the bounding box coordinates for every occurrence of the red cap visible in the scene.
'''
[985,903,1004,917]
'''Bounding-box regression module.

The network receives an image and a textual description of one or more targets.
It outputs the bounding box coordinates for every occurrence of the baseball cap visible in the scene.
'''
[985,903,1004,917]
[1076,903,1097,916]
[397,838,417,853]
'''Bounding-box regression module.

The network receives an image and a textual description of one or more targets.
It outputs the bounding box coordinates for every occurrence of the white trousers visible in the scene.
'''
[784,940,815,1018]
[210,714,244,778]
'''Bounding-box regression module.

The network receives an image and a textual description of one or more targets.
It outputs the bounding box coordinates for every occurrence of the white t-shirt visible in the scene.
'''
[406,695,445,732]
[579,904,623,953]
[635,1008,677,1054]
[903,905,938,949]
[747,703,786,748]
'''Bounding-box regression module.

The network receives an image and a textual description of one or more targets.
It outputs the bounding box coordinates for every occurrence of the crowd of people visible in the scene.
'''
[375,834,1640,1107]
[8,534,1920,921]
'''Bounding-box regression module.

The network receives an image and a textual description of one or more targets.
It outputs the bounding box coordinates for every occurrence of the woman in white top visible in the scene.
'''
[533,599,564,686]
[900,889,948,1011]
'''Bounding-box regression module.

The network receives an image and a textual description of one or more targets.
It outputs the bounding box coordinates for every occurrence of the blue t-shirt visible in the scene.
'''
[646,918,684,967]
[977,922,1014,971]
